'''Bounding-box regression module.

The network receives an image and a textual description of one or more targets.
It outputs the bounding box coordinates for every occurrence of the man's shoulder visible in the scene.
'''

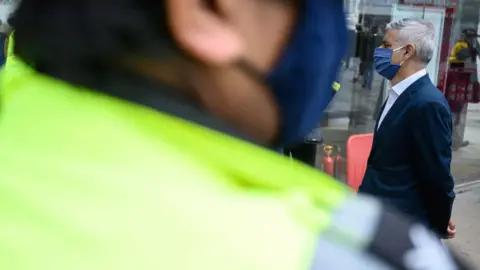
[404,80,452,128]
[410,80,449,110]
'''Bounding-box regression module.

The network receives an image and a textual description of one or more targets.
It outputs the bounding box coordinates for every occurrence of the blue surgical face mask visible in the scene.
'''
[374,46,406,80]
[239,0,347,147]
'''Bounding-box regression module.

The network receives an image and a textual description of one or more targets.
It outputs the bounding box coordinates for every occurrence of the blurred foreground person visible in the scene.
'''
[0,1,471,269]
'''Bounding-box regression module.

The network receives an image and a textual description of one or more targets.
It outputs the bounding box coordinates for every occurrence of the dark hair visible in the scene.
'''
[11,0,176,87]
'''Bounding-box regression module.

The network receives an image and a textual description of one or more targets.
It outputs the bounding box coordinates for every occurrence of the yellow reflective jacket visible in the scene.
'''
[2,31,32,97]
[4,31,17,69]
[448,41,468,64]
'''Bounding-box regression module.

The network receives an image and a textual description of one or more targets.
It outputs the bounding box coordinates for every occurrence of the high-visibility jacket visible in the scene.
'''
[2,31,32,97]
[4,31,33,71]
[448,41,469,64]
[4,31,17,69]
[0,60,467,270]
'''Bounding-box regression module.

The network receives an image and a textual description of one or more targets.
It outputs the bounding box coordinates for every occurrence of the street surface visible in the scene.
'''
[449,182,480,268]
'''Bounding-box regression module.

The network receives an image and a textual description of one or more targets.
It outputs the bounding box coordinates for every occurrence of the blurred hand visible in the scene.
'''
[447,220,456,239]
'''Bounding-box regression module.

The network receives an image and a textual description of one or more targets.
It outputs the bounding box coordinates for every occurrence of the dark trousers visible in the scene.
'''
[283,142,317,167]
[362,61,374,89]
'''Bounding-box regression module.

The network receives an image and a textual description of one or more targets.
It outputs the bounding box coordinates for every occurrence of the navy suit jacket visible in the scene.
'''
[358,74,455,237]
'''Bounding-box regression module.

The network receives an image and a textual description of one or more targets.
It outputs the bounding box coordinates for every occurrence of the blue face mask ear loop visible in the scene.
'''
[392,45,410,66]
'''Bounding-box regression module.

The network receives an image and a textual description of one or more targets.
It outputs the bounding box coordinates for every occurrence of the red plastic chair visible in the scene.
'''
[346,133,373,191]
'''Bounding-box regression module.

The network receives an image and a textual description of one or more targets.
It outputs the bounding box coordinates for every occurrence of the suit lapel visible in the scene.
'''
[374,97,388,134]
[375,75,432,135]
[375,92,411,135]
[371,92,390,154]
[370,93,410,158]
[370,75,430,155]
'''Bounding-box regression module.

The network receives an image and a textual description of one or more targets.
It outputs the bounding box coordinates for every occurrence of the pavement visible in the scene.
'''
[449,182,480,268]
[451,104,480,184]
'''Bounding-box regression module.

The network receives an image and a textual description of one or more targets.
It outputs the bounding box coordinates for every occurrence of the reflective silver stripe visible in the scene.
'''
[311,238,394,270]
[310,195,390,269]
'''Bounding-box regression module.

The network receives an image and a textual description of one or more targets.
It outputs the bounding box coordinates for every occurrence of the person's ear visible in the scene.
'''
[165,0,245,65]
[404,43,416,60]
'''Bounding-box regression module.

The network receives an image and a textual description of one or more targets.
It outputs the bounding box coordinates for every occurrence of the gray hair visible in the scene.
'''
[386,18,436,64]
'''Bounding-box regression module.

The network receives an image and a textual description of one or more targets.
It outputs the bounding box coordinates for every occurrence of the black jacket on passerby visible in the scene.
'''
[360,33,382,63]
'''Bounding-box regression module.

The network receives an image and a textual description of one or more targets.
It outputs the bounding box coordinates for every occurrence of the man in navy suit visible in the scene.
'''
[358,18,456,239]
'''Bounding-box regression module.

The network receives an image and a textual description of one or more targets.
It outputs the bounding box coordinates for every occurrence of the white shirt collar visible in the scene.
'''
[391,69,427,96]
